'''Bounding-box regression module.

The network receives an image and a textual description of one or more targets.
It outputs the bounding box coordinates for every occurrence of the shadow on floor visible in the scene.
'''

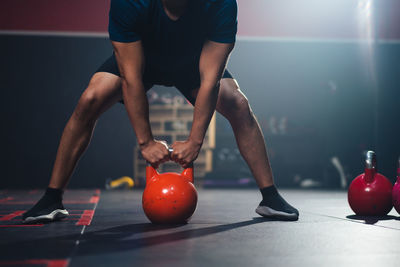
[0,217,286,259]
[346,214,399,224]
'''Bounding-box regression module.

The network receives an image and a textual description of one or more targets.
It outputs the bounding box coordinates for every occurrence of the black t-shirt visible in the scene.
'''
[108,0,237,75]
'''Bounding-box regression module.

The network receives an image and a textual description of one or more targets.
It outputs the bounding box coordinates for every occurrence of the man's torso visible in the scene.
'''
[109,0,237,78]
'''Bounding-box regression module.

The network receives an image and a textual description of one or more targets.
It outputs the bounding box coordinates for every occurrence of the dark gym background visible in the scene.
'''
[1,0,399,189]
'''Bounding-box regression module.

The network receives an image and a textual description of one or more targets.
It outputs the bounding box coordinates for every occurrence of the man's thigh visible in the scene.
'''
[96,54,154,105]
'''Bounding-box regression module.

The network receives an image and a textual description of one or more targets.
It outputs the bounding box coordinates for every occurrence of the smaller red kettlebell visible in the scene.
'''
[348,151,393,216]
[392,157,400,215]
[142,149,198,224]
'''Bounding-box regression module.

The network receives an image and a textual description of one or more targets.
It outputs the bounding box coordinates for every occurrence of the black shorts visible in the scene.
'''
[95,54,234,104]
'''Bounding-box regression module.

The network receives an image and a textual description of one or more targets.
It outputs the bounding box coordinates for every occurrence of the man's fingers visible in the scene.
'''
[149,159,159,169]
[172,152,184,163]
[170,149,179,161]
[162,153,170,163]
[182,163,190,169]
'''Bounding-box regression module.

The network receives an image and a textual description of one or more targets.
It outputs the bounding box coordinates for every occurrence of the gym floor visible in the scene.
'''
[0,189,399,267]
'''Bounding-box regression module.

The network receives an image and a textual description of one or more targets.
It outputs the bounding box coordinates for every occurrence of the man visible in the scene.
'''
[23,0,299,223]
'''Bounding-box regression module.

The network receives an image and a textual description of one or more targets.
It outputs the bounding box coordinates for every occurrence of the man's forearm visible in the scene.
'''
[121,79,153,146]
[189,83,220,145]
[189,41,233,145]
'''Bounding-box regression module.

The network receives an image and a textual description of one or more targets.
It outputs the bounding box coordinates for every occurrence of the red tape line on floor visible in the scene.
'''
[0,197,14,203]
[89,196,99,204]
[0,211,24,221]
[3,201,96,205]
[0,259,69,267]
[76,210,95,226]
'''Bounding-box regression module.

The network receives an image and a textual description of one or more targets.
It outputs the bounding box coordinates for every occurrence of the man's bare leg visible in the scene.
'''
[49,72,122,189]
[23,72,122,223]
[215,78,273,188]
[214,78,299,220]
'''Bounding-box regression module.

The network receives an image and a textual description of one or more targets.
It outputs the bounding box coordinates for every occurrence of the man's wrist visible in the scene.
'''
[139,137,155,148]
[188,136,203,147]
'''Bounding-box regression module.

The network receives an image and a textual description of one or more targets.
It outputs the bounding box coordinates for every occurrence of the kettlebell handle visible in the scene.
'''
[364,150,377,183]
[145,147,194,184]
[365,151,377,169]
[397,157,400,178]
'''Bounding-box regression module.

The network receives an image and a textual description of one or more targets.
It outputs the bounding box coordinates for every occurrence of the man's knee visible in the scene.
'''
[74,86,101,122]
[72,72,121,122]
[228,93,250,111]
[218,84,253,121]
[234,94,251,114]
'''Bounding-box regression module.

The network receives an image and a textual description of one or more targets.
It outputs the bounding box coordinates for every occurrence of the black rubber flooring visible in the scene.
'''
[0,189,399,267]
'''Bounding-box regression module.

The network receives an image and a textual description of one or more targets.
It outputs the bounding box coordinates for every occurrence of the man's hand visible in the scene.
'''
[171,140,202,168]
[140,140,170,168]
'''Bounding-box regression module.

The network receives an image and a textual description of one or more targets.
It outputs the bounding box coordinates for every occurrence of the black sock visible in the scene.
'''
[260,184,279,199]
[259,185,299,215]
[45,187,64,201]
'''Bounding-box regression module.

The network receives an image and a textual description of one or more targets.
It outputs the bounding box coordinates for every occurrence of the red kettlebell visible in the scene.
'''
[392,157,400,215]
[348,151,393,216]
[142,150,198,224]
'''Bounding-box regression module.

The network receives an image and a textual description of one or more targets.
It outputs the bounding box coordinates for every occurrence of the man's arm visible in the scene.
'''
[112,41,169,167]
[171,40,234,167]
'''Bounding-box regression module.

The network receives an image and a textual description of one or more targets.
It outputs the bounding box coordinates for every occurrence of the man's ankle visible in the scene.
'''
[45,187,64,200]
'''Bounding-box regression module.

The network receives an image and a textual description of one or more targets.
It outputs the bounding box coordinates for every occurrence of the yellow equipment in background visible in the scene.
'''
[105,176,135,190]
